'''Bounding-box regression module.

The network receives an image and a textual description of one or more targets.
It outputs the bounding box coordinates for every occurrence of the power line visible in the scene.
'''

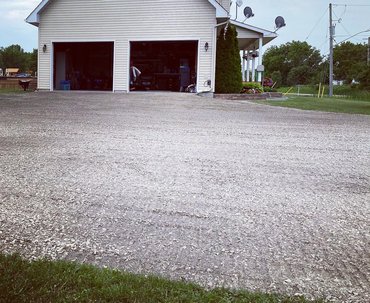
[304,8,328,41]
[333,10,352,36]
[333,4,370,7]
[318,38,329,51]
[335,28,370,45]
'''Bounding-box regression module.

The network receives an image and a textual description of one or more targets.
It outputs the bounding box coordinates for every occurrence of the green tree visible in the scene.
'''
[0,44,29,72]
[0,45,38,74]
[0,49,4,73]
[270,70,282,88]
[287,65,311,85]
[28,49,38,74]
[215,24,243,93]
[333,42,367,83]
[263,41,322,86]
[358,66,370,90]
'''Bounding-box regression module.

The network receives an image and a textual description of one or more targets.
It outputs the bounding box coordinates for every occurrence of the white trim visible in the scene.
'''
[258,37,263,82]
[196,40,201,92]
[128,39,201,93]
[128,38,202,42]
[50,42,53,91]
[37,29,41,90]
[230,20,277,37]
[246,51,250,82]
[127,40,131,92]
[208,0,229,18]
[242,50,246,82]
[51,38,116,43]
[25,0,49,26]
[50,39,116,92]
[210,25,217,92]
[112,43,117,92]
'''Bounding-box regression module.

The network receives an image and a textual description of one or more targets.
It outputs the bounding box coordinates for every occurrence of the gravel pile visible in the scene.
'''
[1,92,369,302]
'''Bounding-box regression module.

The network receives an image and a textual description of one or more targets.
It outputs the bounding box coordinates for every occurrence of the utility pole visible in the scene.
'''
[329,3,334,97]
[368,37,370,66]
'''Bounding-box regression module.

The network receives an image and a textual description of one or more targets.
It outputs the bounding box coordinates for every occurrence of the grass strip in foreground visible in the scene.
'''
[0,254,323,303]
[262,97,370,115]
[0,87,32,94]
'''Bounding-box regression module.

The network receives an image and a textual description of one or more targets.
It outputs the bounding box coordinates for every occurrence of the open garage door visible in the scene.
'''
[54,42,113,91]
[130,41,198,92]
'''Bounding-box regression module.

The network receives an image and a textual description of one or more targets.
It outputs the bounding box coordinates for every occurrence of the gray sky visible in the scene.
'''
[231,0,370,56]
[1,0,369,54]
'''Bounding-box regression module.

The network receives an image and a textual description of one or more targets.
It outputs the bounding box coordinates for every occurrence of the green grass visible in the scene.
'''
[277,85,370,102]
[0,254,323,303]
[262,96,370,115]
[0,87,31,94]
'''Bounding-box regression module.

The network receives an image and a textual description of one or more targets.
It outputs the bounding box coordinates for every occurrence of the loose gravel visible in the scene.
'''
[1,92,369,302]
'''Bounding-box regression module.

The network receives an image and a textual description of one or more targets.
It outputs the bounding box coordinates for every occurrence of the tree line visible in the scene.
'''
[263,40,369,89]
[0,44,38,75]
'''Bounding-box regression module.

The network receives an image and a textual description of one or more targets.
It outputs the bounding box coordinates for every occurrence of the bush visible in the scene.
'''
[263,87,277,92]
[271,71,282,88]
[215,24,243,93]
[241,82,263,94]
[287,66,311,85]
[358,66,370,90]
[263,77,273,87]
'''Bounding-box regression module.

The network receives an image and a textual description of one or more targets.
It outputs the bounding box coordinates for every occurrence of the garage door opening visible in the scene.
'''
[53,42,114,91]
[130,41,198,92]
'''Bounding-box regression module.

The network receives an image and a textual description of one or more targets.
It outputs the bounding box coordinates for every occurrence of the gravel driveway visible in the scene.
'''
[1,92,369,302]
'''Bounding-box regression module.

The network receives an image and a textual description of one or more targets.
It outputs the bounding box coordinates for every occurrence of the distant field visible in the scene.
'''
[261,96,370,115]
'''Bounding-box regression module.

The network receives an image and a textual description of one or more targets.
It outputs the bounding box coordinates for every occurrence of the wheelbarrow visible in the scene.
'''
[18,79,32,91]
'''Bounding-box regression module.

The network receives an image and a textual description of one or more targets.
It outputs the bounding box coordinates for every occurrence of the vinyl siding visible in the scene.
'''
[38,0,217,92]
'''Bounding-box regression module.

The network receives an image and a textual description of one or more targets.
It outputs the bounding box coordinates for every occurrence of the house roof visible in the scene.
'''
[230,20,278,50]
[26,0,229,26]
[230,20,277,38]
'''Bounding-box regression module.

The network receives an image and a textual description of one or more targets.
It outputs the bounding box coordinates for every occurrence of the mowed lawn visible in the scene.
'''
[0,254,322,303]
[262,96,370,115]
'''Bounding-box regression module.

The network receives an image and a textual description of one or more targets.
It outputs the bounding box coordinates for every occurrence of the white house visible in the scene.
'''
[26,0,277,93]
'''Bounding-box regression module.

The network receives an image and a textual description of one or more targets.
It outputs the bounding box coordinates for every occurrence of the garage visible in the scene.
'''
[130,41,198,92]
[53,42,114,91]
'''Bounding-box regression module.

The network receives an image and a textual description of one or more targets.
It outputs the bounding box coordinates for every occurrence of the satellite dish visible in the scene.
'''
[236,0,244,7]
[275,16,286,29]
[243,7,254,19]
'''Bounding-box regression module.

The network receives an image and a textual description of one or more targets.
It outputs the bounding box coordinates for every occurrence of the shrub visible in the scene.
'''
[271,71,282,88]
[358,66,370,90]
[215,24,243,93]
[263,77,273,87]
[241,82,263,94]
[287,66,311,85]
[263,87,277,92]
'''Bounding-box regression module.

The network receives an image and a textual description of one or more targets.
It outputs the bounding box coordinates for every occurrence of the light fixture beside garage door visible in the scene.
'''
[204,42,209,52]
[42,44,47,53]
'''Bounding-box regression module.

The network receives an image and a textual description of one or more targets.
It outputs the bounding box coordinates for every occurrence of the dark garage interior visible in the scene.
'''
[54,42,114,91]
[130,41,198,92]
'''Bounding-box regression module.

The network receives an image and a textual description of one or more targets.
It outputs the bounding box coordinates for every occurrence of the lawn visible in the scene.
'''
[0,87,31,94]
[262,96,370,115]
[0,254,323,303]
[277,85,370,102]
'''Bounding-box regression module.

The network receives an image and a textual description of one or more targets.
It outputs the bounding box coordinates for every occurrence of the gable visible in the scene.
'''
[26,0,228,26]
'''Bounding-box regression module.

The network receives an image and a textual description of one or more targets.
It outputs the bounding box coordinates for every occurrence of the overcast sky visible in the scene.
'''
[1,0,369,54]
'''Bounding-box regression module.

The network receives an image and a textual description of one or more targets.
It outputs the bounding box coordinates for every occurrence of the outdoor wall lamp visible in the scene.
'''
[204,42,209,52]
[43,44,47,53]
